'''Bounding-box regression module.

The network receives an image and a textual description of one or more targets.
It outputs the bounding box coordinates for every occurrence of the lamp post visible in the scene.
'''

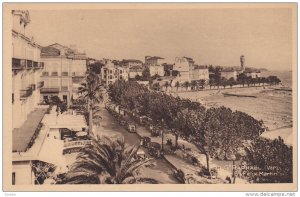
[229,154,237,184]
[161,119,164,151]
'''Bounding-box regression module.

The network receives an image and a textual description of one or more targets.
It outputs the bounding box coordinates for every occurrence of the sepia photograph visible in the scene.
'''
[2,2,297,192]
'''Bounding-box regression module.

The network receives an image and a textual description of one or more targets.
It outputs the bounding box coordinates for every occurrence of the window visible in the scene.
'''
[42,72,49,76]
[109,75,112,79]
[110,70,112,74]
[52,72,58,76]
[120,70,123,74]
[62,72,68,76]
[12,172,15,185]
[12,93,14,104]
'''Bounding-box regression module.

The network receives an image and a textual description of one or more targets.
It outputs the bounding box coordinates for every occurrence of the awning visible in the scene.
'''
[13,108,48,152]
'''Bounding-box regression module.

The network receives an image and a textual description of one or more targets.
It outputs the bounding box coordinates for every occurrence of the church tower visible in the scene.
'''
[240,55,245,71]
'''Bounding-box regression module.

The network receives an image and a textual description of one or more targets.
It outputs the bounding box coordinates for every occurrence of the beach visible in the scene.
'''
[176,70,293,145]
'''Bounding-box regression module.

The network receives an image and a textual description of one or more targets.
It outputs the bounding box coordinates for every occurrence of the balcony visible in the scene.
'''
[39,62,44,69]
[30,84,36,91]
[62,72,69,76]
[40,87,59,94]
[37,81,44,88]
[26,60,33,69]
[20,86,33,99]
[33,61,38,68]
[12,58,26,70]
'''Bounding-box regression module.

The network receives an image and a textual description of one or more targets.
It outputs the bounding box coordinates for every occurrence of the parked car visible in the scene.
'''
[142,137,151,147]
[173,169,197,184]
[148,142,162,158]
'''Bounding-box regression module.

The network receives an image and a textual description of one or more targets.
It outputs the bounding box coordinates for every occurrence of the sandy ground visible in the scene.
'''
[176,86,293,144]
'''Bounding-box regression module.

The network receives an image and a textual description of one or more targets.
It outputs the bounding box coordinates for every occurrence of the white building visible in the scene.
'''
[128,65,144,79]
[101,61,129,86]
[190,67,209,83]
[11,10,46,186]
[149,65,164,76]
[12,10,45,129]
[40,43,87,106]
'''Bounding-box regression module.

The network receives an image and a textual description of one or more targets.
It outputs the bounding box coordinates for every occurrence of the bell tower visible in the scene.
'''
[240,55,245,71]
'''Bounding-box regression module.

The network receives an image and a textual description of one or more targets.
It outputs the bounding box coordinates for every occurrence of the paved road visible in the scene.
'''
[95,106,179,184]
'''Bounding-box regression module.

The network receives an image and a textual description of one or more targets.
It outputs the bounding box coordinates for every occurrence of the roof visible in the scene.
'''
[221,67,236,72]
[13,108,48,152]
[145,56,164,60]
[129,65,144,70]
[122,59,143,64]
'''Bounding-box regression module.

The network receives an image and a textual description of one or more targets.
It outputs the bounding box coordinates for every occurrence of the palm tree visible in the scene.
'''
[64,135,153,184]
[78,71,103,135]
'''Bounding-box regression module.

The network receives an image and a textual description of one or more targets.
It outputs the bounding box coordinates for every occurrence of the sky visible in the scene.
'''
[26,8,294,70]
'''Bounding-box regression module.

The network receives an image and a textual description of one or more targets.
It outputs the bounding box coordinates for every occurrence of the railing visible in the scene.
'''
[33,61,38,68]
[20,86,33,99]
[12,58,43,70]
[26,60,33,68]
[30,84,36,91]
[64,140,92,148]
[37,81,44,88]
[12,58,26,69]
[39,62,44,69]
[40,87,59,93]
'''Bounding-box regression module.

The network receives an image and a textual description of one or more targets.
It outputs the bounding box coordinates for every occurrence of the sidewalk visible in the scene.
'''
[134,120,247,184]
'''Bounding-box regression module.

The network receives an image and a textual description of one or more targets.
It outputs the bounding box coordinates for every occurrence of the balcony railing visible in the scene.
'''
[30,84,36,91]
[12,59,44,70]
[26,60,33,68]
[33,61,38,68]
[40,87,59,94]
[39,62,44,68]
[37,81,44,88]
[20,86,33,99]
[64,140,92,149]
[12,58,26,70]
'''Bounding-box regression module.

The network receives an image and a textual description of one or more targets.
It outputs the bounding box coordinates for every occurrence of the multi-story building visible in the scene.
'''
[11,9,48,185]
[40,43,87,106]
[128,65,144,79]
[101,61,129,86]
[12,10,45,129]
[145,56,165,66]
[149,65,165,76]
[190,66,209,83]
[145,56,165,77]
[173,57,196,82]
[120,59,143,68]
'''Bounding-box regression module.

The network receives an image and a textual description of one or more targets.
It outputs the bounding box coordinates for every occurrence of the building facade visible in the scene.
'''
[101,61,129,86]
[120,59,143,68]
[12,10,45,129]
[11,10,46,186]
[40,43,87,106]
[190,68,209,83]
[128,65,144,79]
